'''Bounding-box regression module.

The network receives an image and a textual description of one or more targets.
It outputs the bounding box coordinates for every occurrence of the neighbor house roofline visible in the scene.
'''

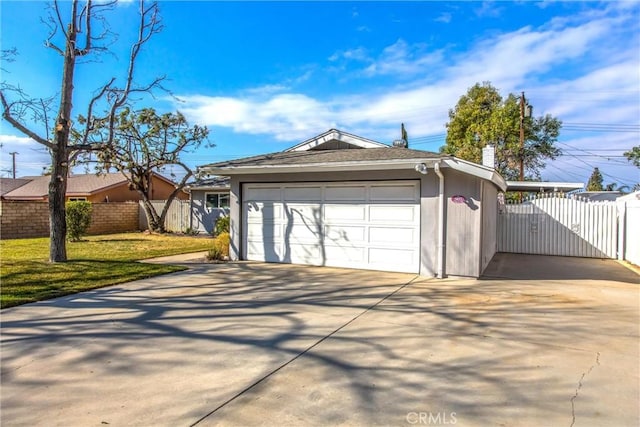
[506,181,584,192]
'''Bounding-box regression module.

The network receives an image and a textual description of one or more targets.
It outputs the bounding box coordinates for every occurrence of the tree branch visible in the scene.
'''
[0,91,53,149]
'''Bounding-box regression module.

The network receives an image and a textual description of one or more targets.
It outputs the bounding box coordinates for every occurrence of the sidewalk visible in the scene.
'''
[141,251,209,264]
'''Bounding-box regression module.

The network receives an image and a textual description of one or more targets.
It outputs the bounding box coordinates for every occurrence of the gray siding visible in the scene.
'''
[444,169,482,277]
[226,166,498,278]
[190,189,229,234]
[480,182,498,274]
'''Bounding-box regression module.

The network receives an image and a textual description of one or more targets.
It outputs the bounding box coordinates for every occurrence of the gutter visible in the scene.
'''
[434,161,445,278]
[199,158,446,176]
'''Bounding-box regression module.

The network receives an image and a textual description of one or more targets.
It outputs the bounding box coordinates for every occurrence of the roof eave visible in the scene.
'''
[442,158,508,192]
[185,185,231,192]
[199,157,446,176]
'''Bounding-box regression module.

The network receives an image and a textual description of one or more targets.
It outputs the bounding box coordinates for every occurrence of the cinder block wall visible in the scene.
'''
[0,201,50,239]
[87,202,140,235]
[0,201,140,239]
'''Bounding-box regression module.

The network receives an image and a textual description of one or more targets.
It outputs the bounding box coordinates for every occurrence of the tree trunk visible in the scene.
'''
[141,198,164,233]
[49,148,69,262]
[49,1,78,262]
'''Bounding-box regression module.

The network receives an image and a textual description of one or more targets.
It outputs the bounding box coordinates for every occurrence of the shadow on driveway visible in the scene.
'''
[482,252,639,283]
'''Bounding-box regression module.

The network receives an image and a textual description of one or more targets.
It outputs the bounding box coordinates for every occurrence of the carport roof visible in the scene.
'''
[198,147,507,191]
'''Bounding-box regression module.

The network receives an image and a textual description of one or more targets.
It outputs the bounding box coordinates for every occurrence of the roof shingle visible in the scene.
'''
[200,147,445,169]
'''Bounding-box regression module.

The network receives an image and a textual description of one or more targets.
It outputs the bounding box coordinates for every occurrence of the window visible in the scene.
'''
[205,193,230,210]
[68,197,87,202]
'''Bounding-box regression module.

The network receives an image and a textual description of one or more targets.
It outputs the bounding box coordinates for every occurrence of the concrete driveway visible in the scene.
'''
[1,254,638,426]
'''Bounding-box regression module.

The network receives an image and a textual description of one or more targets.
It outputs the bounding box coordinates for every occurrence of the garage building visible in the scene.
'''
[198,129,506,278]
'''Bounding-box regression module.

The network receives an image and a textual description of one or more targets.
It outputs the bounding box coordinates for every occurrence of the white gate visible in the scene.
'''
[497,194,618,258]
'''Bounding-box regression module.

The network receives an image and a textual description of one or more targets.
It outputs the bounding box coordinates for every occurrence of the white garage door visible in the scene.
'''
[242,181,420,273]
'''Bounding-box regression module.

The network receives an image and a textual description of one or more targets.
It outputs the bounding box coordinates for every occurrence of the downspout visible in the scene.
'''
[434,162,445,278]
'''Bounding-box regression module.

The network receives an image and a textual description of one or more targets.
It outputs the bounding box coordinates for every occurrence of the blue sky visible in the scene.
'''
[1,1,639,188]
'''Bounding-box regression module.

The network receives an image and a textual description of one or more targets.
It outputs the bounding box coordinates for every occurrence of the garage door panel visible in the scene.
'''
[325,186,367,201]
[245,187,281,201]
[243,181,420,273]
[285,204,322,223]
[324,205,366,221]
[287,224,321,243]
[324,245,366,264]
[247,223,280,239]
[246,240,282,260]
[369,205,417,222]
[246,203,282,221]
[369,227,417,245]
[325,225,366,243]
[370,184,418,201]
[289,244,323,264]
[369,247,418,268]
[283,187,322,201]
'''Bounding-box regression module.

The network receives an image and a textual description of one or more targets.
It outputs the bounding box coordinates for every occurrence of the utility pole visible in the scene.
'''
[9,152,18,179]
[519,92,525,183]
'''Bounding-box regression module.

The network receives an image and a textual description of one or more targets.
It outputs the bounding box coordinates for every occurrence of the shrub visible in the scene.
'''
[184,227,200,236]
[214,216,230,236]
[66,201,93,241]
[207,231,230,261]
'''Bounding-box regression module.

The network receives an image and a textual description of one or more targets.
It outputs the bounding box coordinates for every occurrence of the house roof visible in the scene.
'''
[0,178,33,196]
[285,128,388,152]
[185,176,230,191]
[573,191,623,201]
[3,174,128,200]
[506,181,584,193]
[198,147,508,191]
[2,172,179,200]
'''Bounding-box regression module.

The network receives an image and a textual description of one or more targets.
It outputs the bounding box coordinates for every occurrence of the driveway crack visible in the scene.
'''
[570,352,600,427]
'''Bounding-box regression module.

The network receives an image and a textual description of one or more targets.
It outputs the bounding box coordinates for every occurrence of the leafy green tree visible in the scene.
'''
[442,82,562,180]
[604,182,630,193]
[66,201,92,241]
[77,107,210,232]
[624,146,640,168]
[586,167,604,191]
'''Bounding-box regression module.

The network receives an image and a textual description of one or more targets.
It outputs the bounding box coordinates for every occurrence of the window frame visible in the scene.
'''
[204,192,230,210]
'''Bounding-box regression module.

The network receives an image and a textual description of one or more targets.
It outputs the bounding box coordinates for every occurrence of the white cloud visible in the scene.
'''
[175,5,640,162]
[0,134,39,146]
[363,39,443,77]
[435,12,452,23]
[329,47,370,63]
[0,134,50,177]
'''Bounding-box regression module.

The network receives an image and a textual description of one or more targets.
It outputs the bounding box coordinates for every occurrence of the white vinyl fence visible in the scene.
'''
[617,193,640,266]
[139,199,191,232]
[497,194,618,258]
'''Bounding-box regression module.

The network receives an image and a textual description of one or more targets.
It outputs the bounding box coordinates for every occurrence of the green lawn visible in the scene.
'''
[0,233,214,309]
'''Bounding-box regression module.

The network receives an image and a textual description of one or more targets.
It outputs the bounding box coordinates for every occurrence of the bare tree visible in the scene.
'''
[77,107,210,232]
[1,0,164,262]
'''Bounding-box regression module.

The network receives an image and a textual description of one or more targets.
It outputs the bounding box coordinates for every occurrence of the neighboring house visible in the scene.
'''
[0,178,34,200]
[2,172,188,202]
[573,191,623,202]
[185,176,230,234]
[197,128,507,278]
[506,181,584,193]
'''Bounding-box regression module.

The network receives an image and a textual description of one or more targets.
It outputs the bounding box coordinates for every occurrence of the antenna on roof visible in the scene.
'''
[392,123,409,148]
